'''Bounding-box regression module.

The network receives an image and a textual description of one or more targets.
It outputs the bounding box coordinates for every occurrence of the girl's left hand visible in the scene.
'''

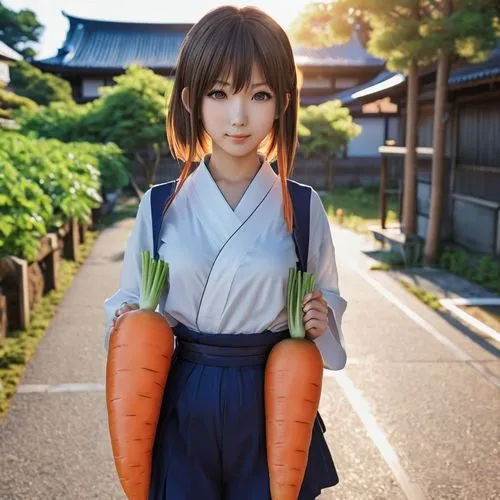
[302,290,329,340]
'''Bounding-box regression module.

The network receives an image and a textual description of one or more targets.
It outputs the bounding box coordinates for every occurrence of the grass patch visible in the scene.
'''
[439,249,500,294]
[320,186,399,233]
[0,195,138,422]
[370,262,393,271]
[398,279,441,311]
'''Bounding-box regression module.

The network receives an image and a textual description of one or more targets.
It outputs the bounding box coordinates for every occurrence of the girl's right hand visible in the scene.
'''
[112,302,139,327]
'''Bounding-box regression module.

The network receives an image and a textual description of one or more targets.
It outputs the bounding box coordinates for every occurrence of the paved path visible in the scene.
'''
[0,210,499,499]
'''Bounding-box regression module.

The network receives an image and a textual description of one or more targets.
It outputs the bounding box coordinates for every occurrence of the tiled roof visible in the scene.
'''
[330,70,403,105]
[34,12,193,70]
[330,41,500,105]
[34,13,384,71]
[0,40,23,62]
[448,42,500,85]
[293,31,384,68]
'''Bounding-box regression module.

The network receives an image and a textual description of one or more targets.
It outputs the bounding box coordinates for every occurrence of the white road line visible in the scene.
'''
[343,259,500,390]
[439,298,500,343]
[332,370,428,500]
[17,383,105,393]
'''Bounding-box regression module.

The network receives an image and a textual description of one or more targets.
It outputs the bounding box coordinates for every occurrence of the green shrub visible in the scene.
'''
[439,248,500,293]
[0,159,51,261]
[0,132,129,260]
[10,61,74,106]
[0,83,39,119]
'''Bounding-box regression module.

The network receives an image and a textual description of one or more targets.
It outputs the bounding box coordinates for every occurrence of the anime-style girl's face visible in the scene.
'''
[182,63,278,162]
[200,63,277,160]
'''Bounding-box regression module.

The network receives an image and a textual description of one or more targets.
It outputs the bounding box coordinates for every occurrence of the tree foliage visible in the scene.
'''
[10,60,74,105]
[299,100,361,156]
[298,100,361,189]
[289,1,499,72]
[0,81,38,119]
[82,64,172,157]
[0,1,43,59]
[15,64,174,189]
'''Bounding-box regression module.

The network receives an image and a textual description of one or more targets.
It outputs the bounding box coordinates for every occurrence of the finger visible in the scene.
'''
[304,318,326,332]
[305,317,326,328]
[303,309,327,322]
[118,303,138,314]
[304,324,321,340]
[114,307,127,319]
[303,301,328,315]
[303,291,317,303]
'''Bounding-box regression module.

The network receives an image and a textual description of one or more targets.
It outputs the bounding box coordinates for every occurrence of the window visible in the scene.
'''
[301,77,333,90]
[334,77,359,89]
[82,78,106,98]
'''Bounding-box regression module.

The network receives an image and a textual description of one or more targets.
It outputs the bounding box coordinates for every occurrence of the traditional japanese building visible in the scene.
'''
[343,44,500,255]
[33,12,384,105]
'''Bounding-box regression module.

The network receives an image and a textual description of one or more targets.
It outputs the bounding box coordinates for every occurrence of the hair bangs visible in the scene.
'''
[196,22,267,96]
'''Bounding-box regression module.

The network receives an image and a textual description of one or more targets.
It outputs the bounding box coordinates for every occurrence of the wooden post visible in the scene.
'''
[0,290,6,345]
[7,256,30,330]
[380,155,388,229]
[79,214,91,244]
[44,233,60,291]
[64,217,80,261]
[402,59,419,237]
[35,233,60,293]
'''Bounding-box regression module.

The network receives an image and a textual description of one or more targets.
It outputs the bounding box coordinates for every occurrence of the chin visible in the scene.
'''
[218,141,262,158]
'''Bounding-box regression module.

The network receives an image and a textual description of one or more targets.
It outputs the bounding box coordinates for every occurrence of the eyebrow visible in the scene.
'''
[215,80,269,88]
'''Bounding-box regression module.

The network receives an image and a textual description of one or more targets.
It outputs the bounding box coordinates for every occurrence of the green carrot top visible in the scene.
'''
[140,250,169,311]
[287,266,316,339]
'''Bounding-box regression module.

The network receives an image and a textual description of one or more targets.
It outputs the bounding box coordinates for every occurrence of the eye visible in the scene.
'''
[207,89,226,99]
[254,91,272,101]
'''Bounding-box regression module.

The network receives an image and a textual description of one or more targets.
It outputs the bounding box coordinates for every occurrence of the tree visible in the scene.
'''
[82,64,173,192]
[10,60,74,105]
[423,0,498,264]
[289,1,437,238]
[298,100,361,190]
[0,1,43,59]
[16,65,174,194]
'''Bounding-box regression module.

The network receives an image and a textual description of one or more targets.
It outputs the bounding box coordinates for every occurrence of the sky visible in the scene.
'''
[4,0,313,60]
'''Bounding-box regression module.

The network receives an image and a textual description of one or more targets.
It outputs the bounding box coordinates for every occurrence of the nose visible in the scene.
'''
[230,97,247,127]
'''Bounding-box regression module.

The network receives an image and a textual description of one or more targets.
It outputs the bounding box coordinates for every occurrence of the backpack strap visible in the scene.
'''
[287,179,311,273]
[150,178,311,271]
[150,180,178,261]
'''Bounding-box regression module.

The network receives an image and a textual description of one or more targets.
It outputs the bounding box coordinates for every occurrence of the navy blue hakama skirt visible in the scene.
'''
[148,324,339,499]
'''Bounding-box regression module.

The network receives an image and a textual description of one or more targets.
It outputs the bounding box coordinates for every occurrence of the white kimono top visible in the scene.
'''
[103,155,348,370]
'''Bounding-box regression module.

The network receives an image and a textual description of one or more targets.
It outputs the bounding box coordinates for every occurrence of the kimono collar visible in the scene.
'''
[191,152,278,225]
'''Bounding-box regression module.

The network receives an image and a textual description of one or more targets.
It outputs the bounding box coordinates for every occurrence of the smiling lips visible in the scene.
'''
[227,134,251,142]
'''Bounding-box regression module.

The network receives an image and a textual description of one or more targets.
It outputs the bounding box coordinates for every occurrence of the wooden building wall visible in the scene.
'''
[390,90,500,255]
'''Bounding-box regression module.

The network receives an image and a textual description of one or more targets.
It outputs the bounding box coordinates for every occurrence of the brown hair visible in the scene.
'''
[163,5,299,232]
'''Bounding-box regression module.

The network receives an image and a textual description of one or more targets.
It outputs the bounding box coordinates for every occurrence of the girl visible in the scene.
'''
[103,5,347,499]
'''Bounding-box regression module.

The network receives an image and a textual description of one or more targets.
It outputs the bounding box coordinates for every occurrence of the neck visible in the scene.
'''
[205,146,264,185]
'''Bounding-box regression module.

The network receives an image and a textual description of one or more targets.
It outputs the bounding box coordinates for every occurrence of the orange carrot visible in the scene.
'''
[265,267,323,499]
[106,251,174,500]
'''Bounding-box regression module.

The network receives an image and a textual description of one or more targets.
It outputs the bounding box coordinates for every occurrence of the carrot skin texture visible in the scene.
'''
[106,309,174,500]
[265,338,323,500]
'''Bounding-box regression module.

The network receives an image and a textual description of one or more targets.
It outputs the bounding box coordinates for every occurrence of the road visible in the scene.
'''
[1,215,498,499]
